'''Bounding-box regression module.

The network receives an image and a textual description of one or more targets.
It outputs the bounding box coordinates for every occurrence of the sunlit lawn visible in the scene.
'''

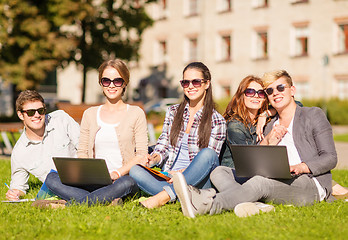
[0,159,347,240]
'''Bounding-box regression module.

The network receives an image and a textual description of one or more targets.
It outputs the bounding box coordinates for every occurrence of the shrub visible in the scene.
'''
[301,98,348,125]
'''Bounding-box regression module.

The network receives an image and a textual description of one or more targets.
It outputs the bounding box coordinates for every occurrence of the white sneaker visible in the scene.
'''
[173,172,216,218]
[234,202,275,218]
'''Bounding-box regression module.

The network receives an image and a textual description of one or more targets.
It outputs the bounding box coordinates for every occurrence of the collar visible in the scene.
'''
[183,103,204,120]
[24,114,54,147]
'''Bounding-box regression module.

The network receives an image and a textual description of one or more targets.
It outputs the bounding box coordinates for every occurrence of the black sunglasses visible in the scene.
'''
[265,84,289,95]
[180,79,207,88]
[101,77,124,87]
[21,107,46,117]
[244,88,266,99]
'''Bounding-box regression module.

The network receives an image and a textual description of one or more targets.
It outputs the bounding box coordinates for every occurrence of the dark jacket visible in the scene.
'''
[220,119,256,167]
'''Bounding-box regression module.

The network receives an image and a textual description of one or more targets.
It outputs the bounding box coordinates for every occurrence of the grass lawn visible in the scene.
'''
[0,159,347,240]
[334,134,348,142]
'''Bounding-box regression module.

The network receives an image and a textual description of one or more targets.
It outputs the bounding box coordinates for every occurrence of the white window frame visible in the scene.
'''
[252,30,268,59]
[290,26,309,57]
[216,34,232,61]
[152,0,169,20]
[184,0,200,16]
[338,80,348,99]
[294,82,309,100]
[153,40,168,65]
[252,0,268,8]
[184,37,198,62]
[216,0,232,12]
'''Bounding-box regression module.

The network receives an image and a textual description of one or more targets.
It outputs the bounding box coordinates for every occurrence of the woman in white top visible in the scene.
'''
[45,59,148,207]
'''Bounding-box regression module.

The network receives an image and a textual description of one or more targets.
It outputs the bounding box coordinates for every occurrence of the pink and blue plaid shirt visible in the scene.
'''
[154,103,226,172]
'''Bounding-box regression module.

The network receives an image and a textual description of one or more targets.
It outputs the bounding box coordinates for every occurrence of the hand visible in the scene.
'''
[166,169,186,183]
[256,114,267,142]
[145,153,160,167]
[262,124,287,145]
[110,171,120,181]
[6,189,22,201]
[290,163,310,175]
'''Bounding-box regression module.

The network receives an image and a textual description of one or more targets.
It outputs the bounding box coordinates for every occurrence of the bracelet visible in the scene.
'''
[260,110,269,118]
[115,169,121,178]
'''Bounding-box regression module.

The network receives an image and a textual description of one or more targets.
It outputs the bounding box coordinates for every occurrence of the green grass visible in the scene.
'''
[0,159,347,240]
[334,134,348,142]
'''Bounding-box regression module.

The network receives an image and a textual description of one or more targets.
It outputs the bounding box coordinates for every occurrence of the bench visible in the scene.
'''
[0,122,23,156]
[56,102,97,123]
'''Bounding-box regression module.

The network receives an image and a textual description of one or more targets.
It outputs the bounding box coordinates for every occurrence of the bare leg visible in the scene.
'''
[140,190,171,208]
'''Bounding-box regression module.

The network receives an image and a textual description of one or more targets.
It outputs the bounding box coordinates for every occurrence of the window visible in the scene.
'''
[188,38,198,61]
[153,0,169,20]
[154,40,168,65]
[335,75,348,99]
[291,24,309,57]
[184,37,198,62]
[217,0,232,12]
[338,24,348,53]
[290,0,309,4]
[294,82,309,100]
[184,0,199,16]
[252,0,268,8]
[217,34,232,61]
[334,18,348,54]
[252,29,268,59]
[338,80,348,99]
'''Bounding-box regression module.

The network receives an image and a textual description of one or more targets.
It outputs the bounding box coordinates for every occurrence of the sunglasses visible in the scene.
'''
[265,84,289,95]
[180,79,207,88]
[244,88,266,99]
[100,77,124,87]
[21,107,46,117]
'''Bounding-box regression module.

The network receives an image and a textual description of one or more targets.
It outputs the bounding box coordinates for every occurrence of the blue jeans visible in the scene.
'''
[45,172,138,206]
[129,148,219,201]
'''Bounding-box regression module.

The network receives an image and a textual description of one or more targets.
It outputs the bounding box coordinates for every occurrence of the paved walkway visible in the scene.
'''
[335,142,348,170]
[332,125,348,170]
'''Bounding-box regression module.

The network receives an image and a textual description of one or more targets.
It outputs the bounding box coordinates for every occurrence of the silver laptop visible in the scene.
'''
[229,145,293,179]
[53,157,113,187]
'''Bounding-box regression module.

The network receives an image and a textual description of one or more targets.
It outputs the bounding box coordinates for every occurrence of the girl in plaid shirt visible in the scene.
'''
[130,62,226,208]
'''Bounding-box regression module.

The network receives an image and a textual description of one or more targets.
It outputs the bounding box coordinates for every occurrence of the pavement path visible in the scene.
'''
[334,142,348,170]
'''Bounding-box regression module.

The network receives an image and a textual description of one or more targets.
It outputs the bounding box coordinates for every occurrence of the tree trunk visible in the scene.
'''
[81,65,87,103]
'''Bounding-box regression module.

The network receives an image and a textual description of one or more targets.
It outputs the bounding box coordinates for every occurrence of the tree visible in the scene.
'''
[64,0,154,102]
[0,0,154,103]
[0,0,75,89]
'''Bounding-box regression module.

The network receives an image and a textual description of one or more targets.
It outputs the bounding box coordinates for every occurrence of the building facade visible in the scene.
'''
[57,0,348,104]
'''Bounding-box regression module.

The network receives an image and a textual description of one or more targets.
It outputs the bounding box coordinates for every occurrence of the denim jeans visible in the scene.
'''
[45,172,138,206]
[210,166,320,214]
[129,148,219,201]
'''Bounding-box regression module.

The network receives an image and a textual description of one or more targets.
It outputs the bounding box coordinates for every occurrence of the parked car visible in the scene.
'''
[144,98,180,113]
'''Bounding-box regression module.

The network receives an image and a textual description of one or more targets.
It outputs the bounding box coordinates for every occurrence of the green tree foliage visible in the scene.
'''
[0,0,75,89]
[0,0,153,102]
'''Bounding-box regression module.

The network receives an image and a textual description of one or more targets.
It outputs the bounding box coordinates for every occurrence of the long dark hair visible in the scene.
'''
[223,75,268,127]
[170,62,215,148]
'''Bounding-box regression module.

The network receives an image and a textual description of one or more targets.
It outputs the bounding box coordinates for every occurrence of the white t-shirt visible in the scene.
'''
[94,105,123,172]
[275,118,326,201]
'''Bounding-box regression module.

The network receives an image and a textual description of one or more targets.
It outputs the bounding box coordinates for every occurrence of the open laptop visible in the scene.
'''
[53,157,113,187]
[228,144,293,179]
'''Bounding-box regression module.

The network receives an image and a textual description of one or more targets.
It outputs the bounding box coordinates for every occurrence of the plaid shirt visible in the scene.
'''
[154,103,226,171]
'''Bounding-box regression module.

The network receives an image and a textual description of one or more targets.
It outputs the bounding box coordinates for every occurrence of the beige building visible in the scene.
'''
[58,0,348,104]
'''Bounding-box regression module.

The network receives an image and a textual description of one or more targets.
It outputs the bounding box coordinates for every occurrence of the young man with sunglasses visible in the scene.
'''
[173,70,337,218]
[5,90,80,201]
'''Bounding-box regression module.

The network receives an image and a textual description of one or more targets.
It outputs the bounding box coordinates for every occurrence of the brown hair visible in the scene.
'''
[170,62,215,148]
[16,90,45,112]
[262,70,293,88]
[223,75,268,127]
[98,59,130,95]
